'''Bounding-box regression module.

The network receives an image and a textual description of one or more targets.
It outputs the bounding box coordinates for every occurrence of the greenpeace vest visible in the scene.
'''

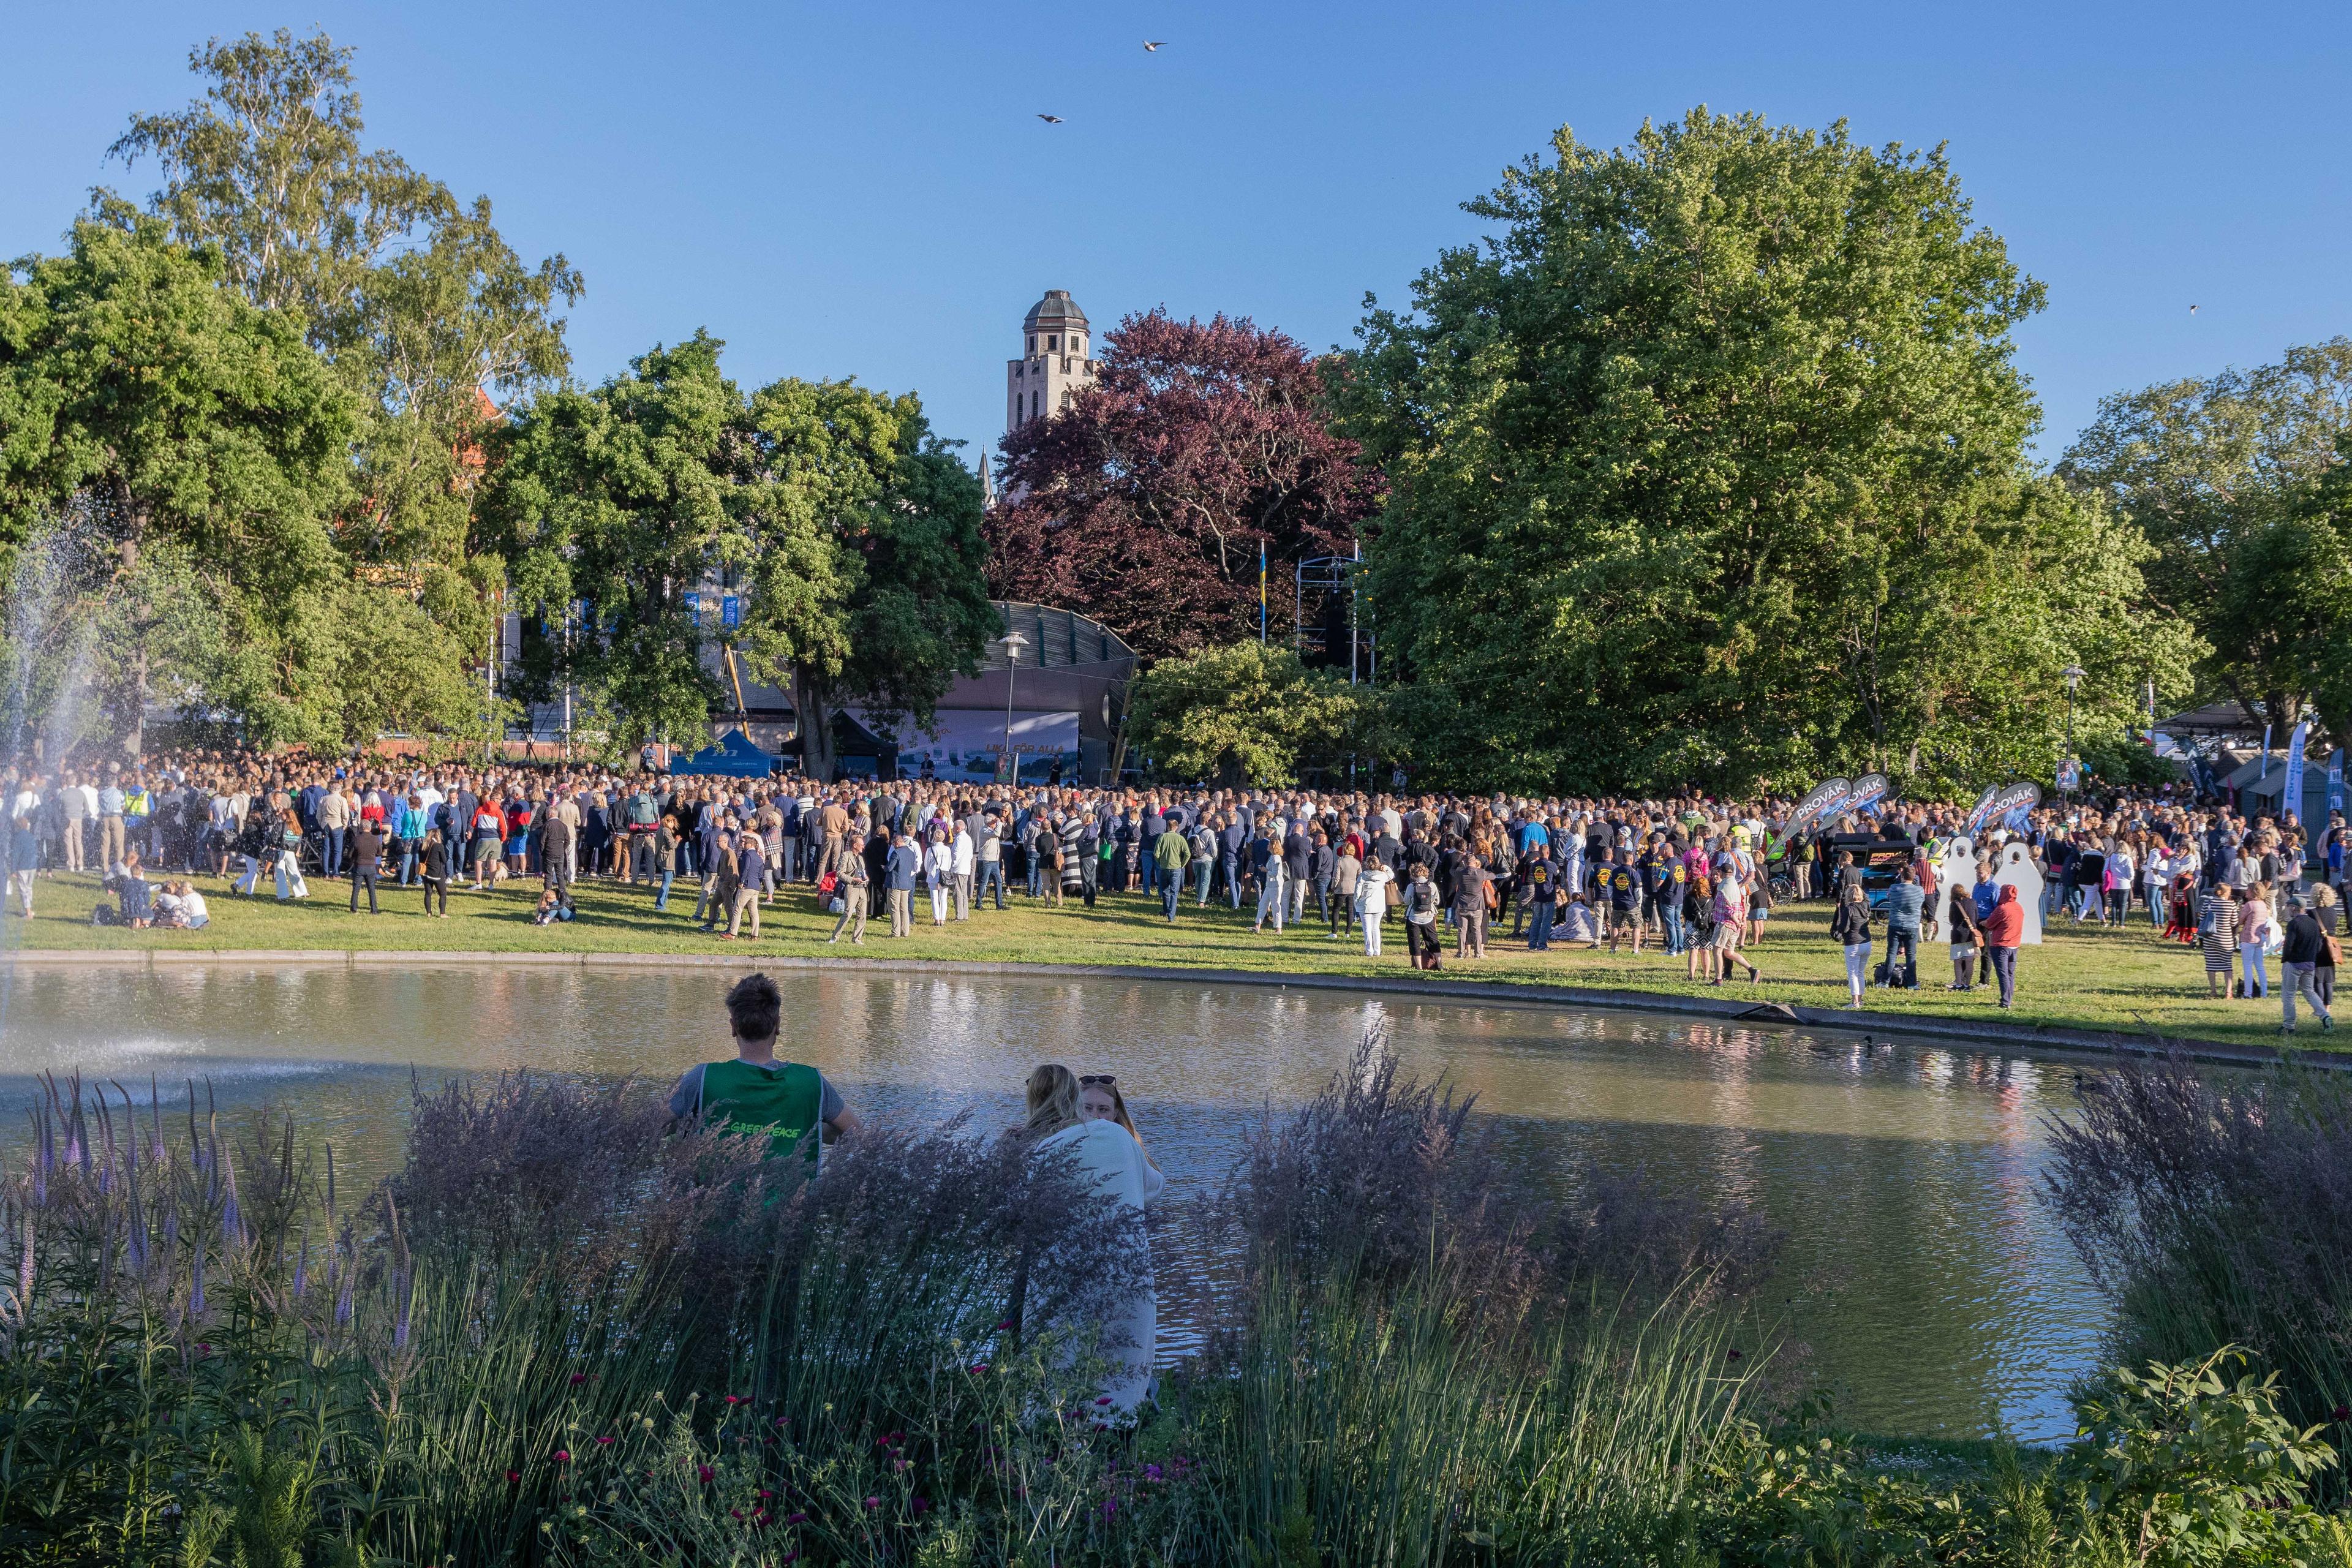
[696,1059,824,1167]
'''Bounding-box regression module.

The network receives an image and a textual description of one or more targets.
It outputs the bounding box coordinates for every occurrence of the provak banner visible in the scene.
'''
[2330,750,2345,813]
[1844,772,1891,817]
[1789,777,1850,832]
[1962,785,2001,837]
[1975,782,2041,836]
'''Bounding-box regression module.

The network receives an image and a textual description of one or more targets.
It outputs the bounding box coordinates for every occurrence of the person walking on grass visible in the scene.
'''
[1253,848,1291,935]
[1711,865,1762,986]
[349,819,387,916]
[727,832,766,940]
[1982,883,2026,1011]
[2238,885,2274,1000]
[669,973,861,1169]
[9,812,36,918]
[1358,858,1392,956]
[1945,883,1983,991]
[886,829,920,937]
[1831,880,1873,1009]
[827,832,870,944]
[419,824,451,918]
[2280,895,2335,1035]
[1154,815,1191,923]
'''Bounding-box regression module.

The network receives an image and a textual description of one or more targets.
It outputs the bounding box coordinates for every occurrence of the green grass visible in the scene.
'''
[6,864,2318,1052]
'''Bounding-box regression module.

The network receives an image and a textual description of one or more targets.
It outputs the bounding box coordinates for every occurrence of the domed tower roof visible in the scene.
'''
[1022,290,1090,333]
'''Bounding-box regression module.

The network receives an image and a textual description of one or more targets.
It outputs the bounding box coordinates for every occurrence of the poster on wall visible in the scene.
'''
[861,709,1082,784]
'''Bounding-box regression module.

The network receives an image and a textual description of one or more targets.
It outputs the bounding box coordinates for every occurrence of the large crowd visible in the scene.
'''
[5,748,2343,1033]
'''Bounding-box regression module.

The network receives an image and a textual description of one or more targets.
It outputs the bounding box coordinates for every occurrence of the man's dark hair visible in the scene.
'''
[726,973,783,1043]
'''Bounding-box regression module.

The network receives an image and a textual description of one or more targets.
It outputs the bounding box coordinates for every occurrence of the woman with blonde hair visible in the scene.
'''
[1021,1063,1159,1417]
[1079,1074,1167,1180]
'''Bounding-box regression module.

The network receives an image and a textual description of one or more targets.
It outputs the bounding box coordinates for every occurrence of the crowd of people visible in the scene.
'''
[3,747,2342,1031]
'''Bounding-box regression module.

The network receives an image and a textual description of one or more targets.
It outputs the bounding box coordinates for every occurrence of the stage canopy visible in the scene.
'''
[672,729,777,777]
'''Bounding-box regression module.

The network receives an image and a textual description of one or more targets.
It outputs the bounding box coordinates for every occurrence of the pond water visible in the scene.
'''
[0,962,2107,1441]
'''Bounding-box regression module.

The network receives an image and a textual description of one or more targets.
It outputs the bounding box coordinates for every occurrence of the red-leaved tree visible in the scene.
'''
[984,311,1384,658]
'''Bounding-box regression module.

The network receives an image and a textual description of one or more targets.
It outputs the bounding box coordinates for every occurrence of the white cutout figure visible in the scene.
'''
[1989,840,2045,945]
[1933,835,1978,945]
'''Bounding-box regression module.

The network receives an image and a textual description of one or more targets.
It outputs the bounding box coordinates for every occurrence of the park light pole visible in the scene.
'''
[2062,664,2086,803]
[998,630,1029,786]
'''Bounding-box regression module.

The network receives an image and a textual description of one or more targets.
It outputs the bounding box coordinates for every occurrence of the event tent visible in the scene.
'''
[671,729,776,778]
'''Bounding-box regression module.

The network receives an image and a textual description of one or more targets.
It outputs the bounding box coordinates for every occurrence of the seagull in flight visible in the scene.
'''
[1037,113,1064,123]
[2188,304,2199,314]
[1144,39,1169,50]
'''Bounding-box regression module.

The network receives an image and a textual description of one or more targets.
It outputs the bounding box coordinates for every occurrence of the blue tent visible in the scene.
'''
[672,729,776,778]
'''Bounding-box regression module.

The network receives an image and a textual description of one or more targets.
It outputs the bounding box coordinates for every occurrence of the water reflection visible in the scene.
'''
[0,963,2105,1440]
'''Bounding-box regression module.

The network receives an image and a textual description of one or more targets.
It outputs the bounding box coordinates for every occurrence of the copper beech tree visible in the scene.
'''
[982,310,1383,659]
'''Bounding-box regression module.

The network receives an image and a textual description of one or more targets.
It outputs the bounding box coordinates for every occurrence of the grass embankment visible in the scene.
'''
[7,862,2312,1050]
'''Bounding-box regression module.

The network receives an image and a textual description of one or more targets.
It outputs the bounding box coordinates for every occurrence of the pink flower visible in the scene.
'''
[968,1362,990,1374]
[912,1495,930,1515]
[696,1465,715,1484]
[995,1319,1015,1330]
[570,1372,589,1385]
[554,1450,571,1463]
[723,1393,747,1405]
[863,1495,880,1510]
[505,1470,521,1485]
[787,1510,809,1524]
[596,1436,615,1446]
[1095,1396,1113,1406]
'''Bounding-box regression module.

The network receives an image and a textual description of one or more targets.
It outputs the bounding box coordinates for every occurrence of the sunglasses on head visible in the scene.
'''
[1079,1074,1116,1087]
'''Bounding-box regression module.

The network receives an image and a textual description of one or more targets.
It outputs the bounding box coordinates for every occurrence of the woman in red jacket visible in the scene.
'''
[1981,884,2026,1010]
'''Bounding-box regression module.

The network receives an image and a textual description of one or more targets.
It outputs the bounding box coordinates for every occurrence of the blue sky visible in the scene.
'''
[6,2,2347,467]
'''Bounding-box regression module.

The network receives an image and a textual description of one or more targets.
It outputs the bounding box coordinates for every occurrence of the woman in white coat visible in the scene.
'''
[1023,1065,1161,1417]
[1358,861,1394,956]
[924,829,954,924]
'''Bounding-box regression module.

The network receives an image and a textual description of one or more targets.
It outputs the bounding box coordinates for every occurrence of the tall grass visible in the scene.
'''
[6,1037,2348,1565]
[2043,1052,2352,1463]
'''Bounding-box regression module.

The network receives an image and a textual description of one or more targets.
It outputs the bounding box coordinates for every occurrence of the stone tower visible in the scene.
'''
[1006,289,1097,435]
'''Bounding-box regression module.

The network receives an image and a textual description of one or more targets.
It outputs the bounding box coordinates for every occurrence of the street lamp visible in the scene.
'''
[2061,664,2087,802]
[998,630,1029,786]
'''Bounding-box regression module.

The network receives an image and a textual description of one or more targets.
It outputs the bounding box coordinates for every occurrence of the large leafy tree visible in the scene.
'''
[2059,340,2352,741]
[480,333,741,750]
[483,337,994,766]
[1340,108,2196,795]
[0,219,359,754]
[99,28,579,642]
[984,311,1383,659]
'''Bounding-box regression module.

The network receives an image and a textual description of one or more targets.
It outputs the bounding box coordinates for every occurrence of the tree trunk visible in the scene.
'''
[793,666,837,780]
[120,532,145,760]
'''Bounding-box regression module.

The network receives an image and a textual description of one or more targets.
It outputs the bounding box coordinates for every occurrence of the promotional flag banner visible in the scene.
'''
[1844,773,1890,816]
[1983,782,2042,835]
[2330,751,2345,813]
[1962,786,2000,837]
[2282,722,2309,821]
[1789,778,1850,831]
[2260,723,2274,780]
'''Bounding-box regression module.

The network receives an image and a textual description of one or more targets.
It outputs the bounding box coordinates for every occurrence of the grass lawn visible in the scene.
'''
[4,862,2316,1054]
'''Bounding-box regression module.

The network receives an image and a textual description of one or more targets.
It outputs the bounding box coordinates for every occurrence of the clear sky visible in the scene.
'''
[6,1,2347,469]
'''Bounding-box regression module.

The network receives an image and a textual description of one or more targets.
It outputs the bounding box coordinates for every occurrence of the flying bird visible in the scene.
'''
[1144,39,1168,50]
[1037,113,1064,123]
[2189,304,2199,314]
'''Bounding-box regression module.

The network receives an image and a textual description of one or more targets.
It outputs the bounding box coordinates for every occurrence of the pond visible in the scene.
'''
[0,961,2106,1442]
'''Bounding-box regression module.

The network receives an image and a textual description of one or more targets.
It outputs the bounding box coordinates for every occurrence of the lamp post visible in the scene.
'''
[2062,664,2086,803]
[998,630,1029,786]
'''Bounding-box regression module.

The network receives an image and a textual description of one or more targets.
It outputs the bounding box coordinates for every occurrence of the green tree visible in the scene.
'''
[1339,108,2196,796]
[2059,339,2352,741]
[100,27,579,646]
[1126,641,1387,786]
[480,333,739,751]
[0,217,358,755]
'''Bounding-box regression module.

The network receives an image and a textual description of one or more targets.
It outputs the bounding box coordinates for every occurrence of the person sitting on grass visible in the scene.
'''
[153,880,209,929]
[108,845,157,929]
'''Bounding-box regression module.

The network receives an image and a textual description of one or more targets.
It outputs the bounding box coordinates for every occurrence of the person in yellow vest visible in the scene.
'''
[668,973,860,1167]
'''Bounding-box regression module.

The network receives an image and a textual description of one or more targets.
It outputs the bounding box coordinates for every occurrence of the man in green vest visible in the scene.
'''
[668,973,859,1167]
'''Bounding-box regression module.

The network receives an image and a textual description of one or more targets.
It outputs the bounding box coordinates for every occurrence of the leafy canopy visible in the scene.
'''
[986,311,1382,660]
[2060,339,2352,742]
[1340,108,2197,796]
